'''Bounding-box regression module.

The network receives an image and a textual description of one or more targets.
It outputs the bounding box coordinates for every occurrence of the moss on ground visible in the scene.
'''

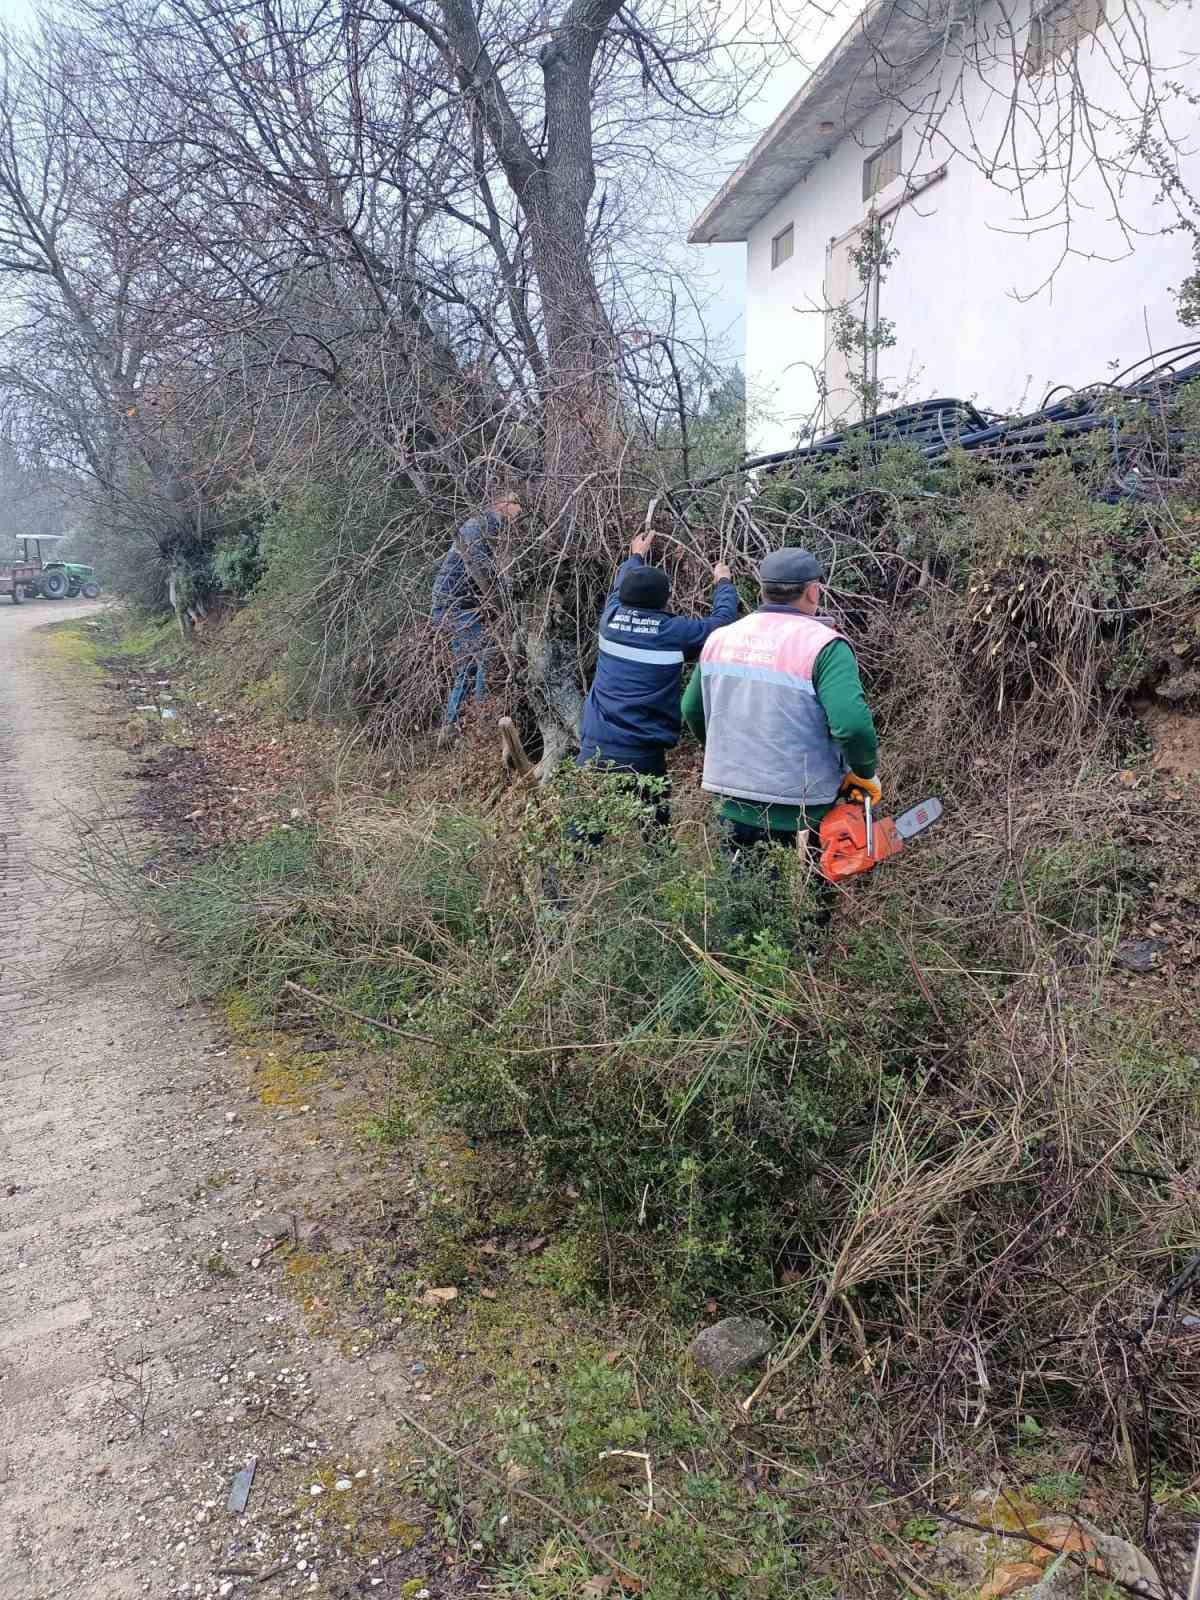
[218,998,336,1109]
[281,1250,341,1339]
[41,619,105,676]
[222,988,259,1034]
[256,1050,327,1108]
[298,1456,426,1557]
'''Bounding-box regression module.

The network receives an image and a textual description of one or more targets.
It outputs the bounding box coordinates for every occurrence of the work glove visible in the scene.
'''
[840,772,882,806]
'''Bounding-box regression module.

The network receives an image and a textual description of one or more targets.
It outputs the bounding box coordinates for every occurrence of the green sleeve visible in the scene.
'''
[813,640,877,778]
[681,665,706,743]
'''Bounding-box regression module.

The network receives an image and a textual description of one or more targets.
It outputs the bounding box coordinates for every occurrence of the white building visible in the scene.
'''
[691,0,1200,453]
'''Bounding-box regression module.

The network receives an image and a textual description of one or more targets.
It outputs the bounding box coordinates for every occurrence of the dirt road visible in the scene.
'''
[0,605,422,1599]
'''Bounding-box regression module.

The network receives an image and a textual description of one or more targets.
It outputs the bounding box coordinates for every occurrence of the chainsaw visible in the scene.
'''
[819,790,944,883]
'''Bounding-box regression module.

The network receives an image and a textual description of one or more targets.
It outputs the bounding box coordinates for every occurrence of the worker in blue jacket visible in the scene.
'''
[577,530,737,827]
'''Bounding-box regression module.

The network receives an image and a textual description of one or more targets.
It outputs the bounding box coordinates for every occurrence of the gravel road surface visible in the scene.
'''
[0,604,420,1599]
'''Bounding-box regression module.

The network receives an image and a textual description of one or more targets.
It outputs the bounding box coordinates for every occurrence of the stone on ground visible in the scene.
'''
[687,1317,774,1378]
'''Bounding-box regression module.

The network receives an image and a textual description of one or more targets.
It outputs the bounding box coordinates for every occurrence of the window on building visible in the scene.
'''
[771,223,794,270]
[862,134,902,202]
[1024,0,1106,75]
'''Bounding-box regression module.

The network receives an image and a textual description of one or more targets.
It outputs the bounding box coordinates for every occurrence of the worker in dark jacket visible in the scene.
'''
[431,494,523,732]
[577,530,738,827]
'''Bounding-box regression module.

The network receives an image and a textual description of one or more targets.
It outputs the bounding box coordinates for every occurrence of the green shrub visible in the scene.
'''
[210,529,265,596]
[481,1347,800,1599]
[153,772,970,1304]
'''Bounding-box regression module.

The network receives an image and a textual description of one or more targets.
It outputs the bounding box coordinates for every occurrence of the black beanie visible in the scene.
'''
[619,564,670,609]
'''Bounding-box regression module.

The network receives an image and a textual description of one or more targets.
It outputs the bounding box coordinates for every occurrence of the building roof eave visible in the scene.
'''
[688,0,952,245]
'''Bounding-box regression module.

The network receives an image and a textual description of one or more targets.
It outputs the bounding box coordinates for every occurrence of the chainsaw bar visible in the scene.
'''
[892,796,944,841]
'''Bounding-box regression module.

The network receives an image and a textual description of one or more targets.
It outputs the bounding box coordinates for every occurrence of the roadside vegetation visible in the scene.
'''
[74,391,1200,1599]
[2,0,1197,1587]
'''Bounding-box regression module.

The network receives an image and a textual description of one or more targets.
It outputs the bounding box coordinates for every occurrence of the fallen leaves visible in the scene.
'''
[979,1561,1043,1599]
[416,1286,458,1308]
[946,1515,1105,1600]
[1033,1521,1102,1571]
[114,680,326,847]
[577,1573,645,1598]
[181,726,314,844]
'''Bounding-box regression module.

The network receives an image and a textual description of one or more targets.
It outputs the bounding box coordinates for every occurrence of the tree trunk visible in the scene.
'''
[425,0,632,772]
[520,595,587,778]
[528,208,619,494]
[168,570,192,641]
[518,199,624,770]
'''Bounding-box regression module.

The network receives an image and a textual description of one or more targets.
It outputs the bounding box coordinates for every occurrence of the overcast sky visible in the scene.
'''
[0,0,858,369]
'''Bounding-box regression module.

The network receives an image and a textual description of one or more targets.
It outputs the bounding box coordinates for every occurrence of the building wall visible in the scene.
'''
[743,0,1200,453]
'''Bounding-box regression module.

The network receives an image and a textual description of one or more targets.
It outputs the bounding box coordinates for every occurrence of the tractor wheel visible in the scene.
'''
[10,583,23,605]
[81,581,101,599]
[42,571,69,599]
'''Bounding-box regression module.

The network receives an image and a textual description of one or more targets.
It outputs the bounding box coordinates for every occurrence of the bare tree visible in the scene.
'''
[49,0,758,758]
[0,18,248,617]
[13,0,1189,758]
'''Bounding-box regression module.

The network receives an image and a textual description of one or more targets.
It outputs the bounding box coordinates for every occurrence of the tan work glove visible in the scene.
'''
[840,772,881,805]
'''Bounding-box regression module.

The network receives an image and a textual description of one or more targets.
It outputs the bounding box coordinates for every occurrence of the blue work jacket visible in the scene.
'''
[431,512,498,616]
[579,557,738,757]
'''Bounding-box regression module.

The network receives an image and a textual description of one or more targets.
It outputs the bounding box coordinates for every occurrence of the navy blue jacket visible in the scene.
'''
[431,512,498,616]
[579,557,738,757]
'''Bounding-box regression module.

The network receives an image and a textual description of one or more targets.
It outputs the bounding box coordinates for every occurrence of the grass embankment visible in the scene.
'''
[78,443,1200,1599]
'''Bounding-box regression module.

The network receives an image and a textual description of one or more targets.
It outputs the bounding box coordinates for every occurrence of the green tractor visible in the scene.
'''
[0,535,101,603]
[46,560,102,599]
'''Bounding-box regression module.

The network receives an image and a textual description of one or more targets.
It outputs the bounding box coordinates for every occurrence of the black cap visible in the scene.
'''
[758,547,825,586]
[619,564,670,609]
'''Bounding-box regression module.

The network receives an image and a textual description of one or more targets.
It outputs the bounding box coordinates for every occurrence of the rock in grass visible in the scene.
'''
[1113,938,1167,973]
[687,1317,774,1379]
[253,1213,293,1242]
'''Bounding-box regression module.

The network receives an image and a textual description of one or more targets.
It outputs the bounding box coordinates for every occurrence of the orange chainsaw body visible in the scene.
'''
[818,801,903,883]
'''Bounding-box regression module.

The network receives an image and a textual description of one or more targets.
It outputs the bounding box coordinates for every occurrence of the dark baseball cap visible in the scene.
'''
[759,547,825,585]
